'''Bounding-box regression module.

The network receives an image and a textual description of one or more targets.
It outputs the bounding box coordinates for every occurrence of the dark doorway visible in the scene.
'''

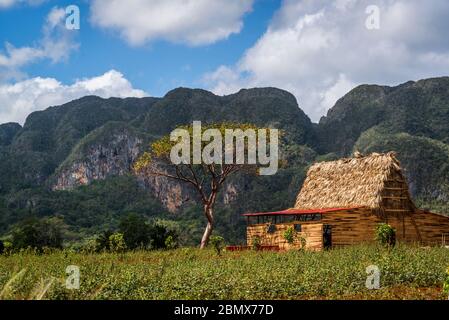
[323,225,332,249]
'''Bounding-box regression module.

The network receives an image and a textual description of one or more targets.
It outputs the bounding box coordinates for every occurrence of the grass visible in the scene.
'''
[0,244,448,300]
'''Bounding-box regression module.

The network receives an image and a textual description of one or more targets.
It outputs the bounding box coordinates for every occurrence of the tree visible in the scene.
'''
[0,240,4,255]
[149,223,178,249]
[12,217,65,250]
[119,213,151,249]
[134,122,278,248]
[96,230,114,252]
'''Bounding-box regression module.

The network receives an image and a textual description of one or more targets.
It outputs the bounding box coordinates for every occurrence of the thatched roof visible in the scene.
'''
[294,152,413,211]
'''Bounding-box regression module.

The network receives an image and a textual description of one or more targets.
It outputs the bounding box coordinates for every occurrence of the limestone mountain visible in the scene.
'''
[316,77,449,155]
[1,79,449,244]
[0,88,314,242]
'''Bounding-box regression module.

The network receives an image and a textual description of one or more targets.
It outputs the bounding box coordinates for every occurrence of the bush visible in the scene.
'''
[109,233,127,253]
[252,236,261,250]
[12,217,65,251]
[444,267,449,298]
[95,215,180,252]
[3,241,13,255]
[70,237,97,254]
[283,227,295,244]
[149,222,179,250]
[0,240,13,255]
[96,230,114,252]
[164,235,177,250]
[119,213,151,249]
[376,223,396,247]
[209,236,225,256]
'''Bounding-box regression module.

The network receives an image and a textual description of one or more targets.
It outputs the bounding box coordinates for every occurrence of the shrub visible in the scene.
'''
[164,235,177,250]
[70,237,97,254]
[118,214,180,250]
[119,213,151,249]
[283,227,307,249]
[96,230,114,252]
[298,235,307,250]
[444,267,449,298]
[209,236,225,256]
[12,217,65,251]
[283,227,295,244]
[252,236,261,250]
[150,222,179,250]
[2,241,13,255]
[376,223,396,247]
[109,233,127,253]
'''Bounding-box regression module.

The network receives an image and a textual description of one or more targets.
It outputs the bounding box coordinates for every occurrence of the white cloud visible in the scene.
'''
[90,0,253,46]
[0,0,46,9]
[0,70,148,125]
[206,0,449,122]
[0,6,78,78]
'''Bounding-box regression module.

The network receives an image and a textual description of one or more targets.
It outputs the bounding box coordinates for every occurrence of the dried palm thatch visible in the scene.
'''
[294,152,414,213]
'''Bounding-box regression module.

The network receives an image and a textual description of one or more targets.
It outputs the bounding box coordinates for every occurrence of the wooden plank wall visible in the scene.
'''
[384,213,421,243]
[246,208,449,250]
[413,210,449,245]
[246,222,323,251]
[322,208,378,246]
[322,208,449,246]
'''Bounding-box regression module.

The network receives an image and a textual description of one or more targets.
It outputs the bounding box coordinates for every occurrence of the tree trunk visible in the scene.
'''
[200,205,214,249]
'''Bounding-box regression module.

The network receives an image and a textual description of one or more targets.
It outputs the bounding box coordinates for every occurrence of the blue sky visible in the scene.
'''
[0,0,280,96]
[1,0,449,125]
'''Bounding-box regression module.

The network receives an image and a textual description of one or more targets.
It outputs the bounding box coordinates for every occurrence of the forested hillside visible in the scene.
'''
[1,77,449,245]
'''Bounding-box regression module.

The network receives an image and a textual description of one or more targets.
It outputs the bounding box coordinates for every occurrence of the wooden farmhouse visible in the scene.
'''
[244,152,449,251]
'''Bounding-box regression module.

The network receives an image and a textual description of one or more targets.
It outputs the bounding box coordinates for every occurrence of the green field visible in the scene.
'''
[1,245,448,300]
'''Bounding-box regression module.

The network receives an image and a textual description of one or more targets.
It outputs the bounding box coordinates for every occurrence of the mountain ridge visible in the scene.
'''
[1,77,449,244]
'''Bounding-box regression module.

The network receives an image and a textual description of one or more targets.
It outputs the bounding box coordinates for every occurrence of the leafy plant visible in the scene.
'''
[2,241,13,255]
[109,233,127,253]
[283,227,295,244]
[96,230,114,252]
[164,235,177,250]
[79,237,98,254]
[376,223,396,247]
[298,235,307,250]
[0,245,448,300]
[444,267,449,298]
[252,236,261,251]
[209,235,225,256]
[150,223,178,250]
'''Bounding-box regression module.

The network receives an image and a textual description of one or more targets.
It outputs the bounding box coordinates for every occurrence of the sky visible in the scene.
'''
[1,0,449,125]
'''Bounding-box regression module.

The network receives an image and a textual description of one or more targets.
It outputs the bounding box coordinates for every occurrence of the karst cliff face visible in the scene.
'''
[50,126,240,213]
[52,131,142,191]
[52,139,239,212]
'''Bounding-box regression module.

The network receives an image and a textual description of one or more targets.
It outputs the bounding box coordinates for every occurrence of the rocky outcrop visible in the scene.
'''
[51,124,197,212]
[136,173,191,213]
[53,129,142,191]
